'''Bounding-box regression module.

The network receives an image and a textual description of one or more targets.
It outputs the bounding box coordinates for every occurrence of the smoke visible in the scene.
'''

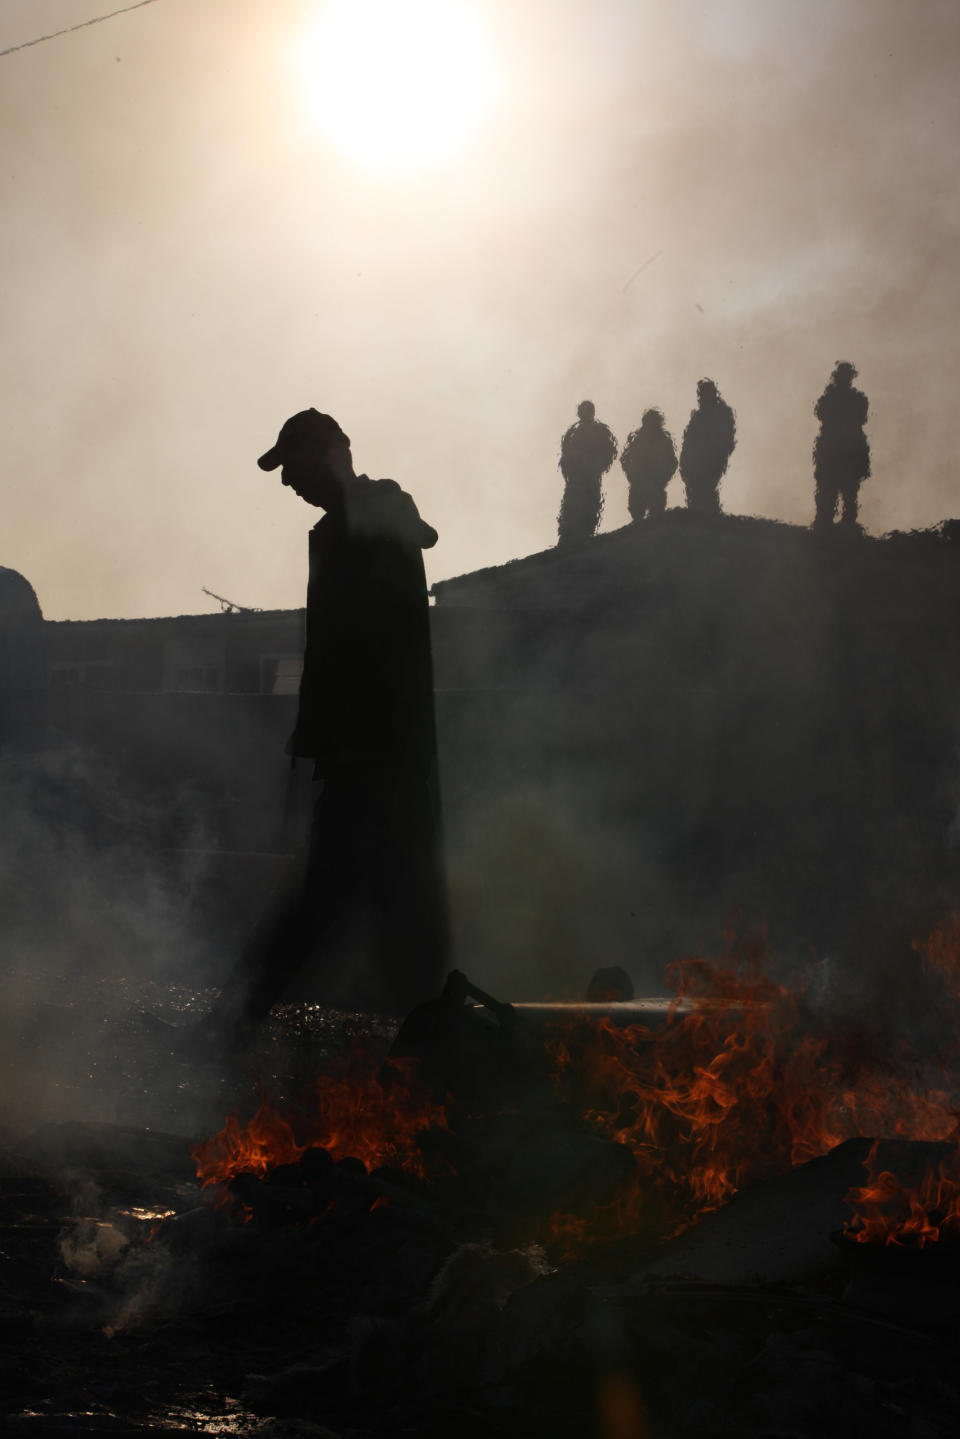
[52,1167,209,1337]
[2,0,957,1084]
[0,742,225,1131]
[3,0,959,618]
[447,788,595,1000]
[57,1173,130,1280]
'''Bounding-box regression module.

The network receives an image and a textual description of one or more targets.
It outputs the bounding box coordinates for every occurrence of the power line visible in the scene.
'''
[0,0,159,60]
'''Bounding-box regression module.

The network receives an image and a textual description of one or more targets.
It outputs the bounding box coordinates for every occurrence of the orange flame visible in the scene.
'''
[191,1052,449,1189]
[916,912,960,1001]
[192,922,960,1253]
[544,926,960,1250]
[844,1134,960,1246]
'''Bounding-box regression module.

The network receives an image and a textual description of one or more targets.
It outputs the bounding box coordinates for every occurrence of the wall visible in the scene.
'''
[5,517,960,1000]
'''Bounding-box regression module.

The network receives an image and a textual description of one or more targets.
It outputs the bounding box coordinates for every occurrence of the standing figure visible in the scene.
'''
[201,408,447,1047]
[557,400,617,545]
[620,408,678,522]
[813,362,870,530]
[679,379,736,515]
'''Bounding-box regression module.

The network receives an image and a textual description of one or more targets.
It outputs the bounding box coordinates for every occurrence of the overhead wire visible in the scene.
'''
[0,0,159,60]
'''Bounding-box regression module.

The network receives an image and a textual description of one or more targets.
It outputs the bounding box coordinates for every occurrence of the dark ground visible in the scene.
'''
[3,981,960,1438]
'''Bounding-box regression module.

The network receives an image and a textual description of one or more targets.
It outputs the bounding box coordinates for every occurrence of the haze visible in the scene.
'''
[1,0,958,620]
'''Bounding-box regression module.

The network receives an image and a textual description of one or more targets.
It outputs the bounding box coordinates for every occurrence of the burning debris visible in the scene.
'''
[540,930,960,1254]
[845,1135,960,1248]
[191,1051,450,1191]
[182,928,960,1274]
[6,926,960,1435]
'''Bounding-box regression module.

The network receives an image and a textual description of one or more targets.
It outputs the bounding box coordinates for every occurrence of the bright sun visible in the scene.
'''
[296,0,501,175]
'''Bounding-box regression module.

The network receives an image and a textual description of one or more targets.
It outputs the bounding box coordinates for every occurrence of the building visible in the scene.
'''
[0,565,47,745]
[5,511,960,997]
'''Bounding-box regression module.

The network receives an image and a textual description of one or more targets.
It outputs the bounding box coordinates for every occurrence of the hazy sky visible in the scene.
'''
[2,0,958,620]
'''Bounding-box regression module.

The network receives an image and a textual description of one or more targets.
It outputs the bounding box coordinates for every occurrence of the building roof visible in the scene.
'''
[0,566,42,622]
[431,512,811,611]
[44,607,303,633]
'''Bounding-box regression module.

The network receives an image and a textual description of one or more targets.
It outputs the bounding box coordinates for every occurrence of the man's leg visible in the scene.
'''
[839,476,861,527]
[814,470,838,528]
[203,773,372,1045]
[558,470,602,543]
[687,471,721,514]
[368,769,450,1015]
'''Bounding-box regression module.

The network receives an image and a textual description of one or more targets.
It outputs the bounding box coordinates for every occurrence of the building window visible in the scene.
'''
[49,663,81,687]
[260,654,303,695]
[174,665,223,693]
[163,640,225,693]
[49,660,125,689]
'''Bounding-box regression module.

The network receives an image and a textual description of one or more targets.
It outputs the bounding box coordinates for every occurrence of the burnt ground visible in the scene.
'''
[2,985,960,1438]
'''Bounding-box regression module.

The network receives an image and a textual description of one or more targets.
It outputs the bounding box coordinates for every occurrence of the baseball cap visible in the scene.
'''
[257,409,350,471]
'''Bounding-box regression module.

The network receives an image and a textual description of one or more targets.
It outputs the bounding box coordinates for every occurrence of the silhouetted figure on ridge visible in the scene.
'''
[557,400,617,545]
[197,408,448,1048]
[620,408,678,522]
[679,379,736,515]
[813,361,870,530]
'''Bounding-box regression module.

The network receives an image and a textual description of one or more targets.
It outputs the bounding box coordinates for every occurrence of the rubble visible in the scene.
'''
[6,951,960,1436]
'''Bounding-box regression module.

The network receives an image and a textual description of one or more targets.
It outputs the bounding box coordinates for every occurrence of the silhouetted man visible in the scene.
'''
[557,400,617,545]
[813,362,870,530]
[205,409,447,1045]
[679,379,736,515]
[620,408,678,522]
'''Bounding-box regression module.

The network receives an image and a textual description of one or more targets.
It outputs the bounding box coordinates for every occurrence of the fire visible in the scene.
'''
[844,1134,960,1247]
[917,912,960,1001]
[545,926,960,1248]
[838,916,960,1246]
[192,921,960,1254]
[191,1052,449,1189]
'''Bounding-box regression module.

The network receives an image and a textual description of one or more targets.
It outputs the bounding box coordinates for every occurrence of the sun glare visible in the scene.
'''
[296,0,501,174]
